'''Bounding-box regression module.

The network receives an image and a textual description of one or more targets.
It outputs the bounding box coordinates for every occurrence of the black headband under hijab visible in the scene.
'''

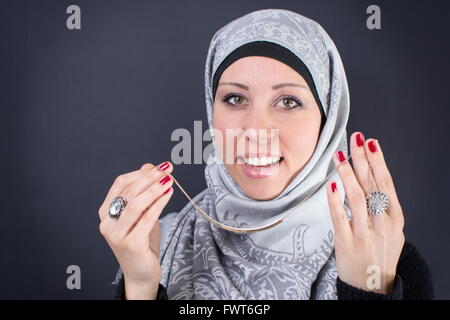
[212,41,326,131]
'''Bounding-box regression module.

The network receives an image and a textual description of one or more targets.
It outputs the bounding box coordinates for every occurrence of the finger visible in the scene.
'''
[126,186,174,248]
[140,163,154,170]
[121,161,173,200]
[113,174,174,240]
[327,180,352,242]
[98,166,152,221]
[349,132,373,195]
[334,150,370,238]
[364,139,402,219]
[368,207,389,232]
[350,134,389,229]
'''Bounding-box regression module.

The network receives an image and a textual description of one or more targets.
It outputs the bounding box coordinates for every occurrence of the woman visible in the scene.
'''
[99,8,433,300]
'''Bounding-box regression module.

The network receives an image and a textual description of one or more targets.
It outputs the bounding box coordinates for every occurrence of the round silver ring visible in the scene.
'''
[109,196,128,219]
[366,191,389,216]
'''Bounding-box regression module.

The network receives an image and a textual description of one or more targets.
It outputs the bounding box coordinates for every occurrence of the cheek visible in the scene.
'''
[284,133,316,154]
[212,107,229,137]
[213,105,237,126]
[281,116,321,158]
[212,108,231,156]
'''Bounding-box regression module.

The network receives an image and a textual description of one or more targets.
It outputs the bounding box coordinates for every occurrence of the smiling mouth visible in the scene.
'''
[238,155,284,167]
[236,155,284,179]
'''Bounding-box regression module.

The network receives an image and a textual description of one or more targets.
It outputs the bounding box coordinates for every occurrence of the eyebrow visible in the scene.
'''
[218,82,308,90]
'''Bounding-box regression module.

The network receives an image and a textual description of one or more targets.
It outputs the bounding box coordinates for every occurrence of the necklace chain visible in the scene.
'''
[171,153,356,234]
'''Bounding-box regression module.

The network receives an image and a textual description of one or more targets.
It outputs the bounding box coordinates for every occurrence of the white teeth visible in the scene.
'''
[243,156,281,166]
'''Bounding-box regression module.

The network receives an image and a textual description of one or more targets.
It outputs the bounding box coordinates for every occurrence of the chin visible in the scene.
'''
[232,171,287,200]
[241,185,283,201]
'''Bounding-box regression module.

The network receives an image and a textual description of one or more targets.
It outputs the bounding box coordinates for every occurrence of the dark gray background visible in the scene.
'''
[1,0,449,299]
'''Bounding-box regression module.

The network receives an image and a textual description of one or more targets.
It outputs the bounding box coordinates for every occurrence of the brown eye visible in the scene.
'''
[282,98,297,108]
[276,95,303,110]
[232,96,244,104]
[223,94,245,106]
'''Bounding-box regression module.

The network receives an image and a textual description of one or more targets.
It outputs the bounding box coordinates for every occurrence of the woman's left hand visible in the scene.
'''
[326,132,405,294]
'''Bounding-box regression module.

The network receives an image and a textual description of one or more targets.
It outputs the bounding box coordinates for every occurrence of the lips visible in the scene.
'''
[237,156,284,179]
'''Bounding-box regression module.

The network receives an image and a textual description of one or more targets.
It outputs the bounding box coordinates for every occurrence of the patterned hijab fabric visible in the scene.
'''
[158,8,351,299]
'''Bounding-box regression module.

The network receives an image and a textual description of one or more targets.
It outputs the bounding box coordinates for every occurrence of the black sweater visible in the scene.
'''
[112,241,433,300]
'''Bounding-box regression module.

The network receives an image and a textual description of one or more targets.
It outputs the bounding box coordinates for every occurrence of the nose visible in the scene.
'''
[239,108,279,154]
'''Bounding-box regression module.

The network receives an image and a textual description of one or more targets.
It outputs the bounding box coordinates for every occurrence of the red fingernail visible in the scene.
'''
[356,133,364,147]
[159,162,170,171]
[368,140,377,153]
[163,187,172,195]
[331,182,337,193]
[336,151,346,163]
[159,175,171,185]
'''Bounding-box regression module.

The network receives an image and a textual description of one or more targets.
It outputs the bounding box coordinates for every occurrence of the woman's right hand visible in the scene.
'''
[98,161,174,299]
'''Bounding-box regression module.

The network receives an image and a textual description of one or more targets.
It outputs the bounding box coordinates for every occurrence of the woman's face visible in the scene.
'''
[213,56,323,200]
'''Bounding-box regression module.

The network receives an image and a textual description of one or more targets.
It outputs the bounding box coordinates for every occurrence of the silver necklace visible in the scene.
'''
[171,154,353,234]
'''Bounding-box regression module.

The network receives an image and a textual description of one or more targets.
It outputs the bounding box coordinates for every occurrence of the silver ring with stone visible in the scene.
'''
[109,196,128,219]
[366,191,389,216]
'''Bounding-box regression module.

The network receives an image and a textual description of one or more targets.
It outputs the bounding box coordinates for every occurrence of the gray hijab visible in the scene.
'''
[156,8,349,300]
